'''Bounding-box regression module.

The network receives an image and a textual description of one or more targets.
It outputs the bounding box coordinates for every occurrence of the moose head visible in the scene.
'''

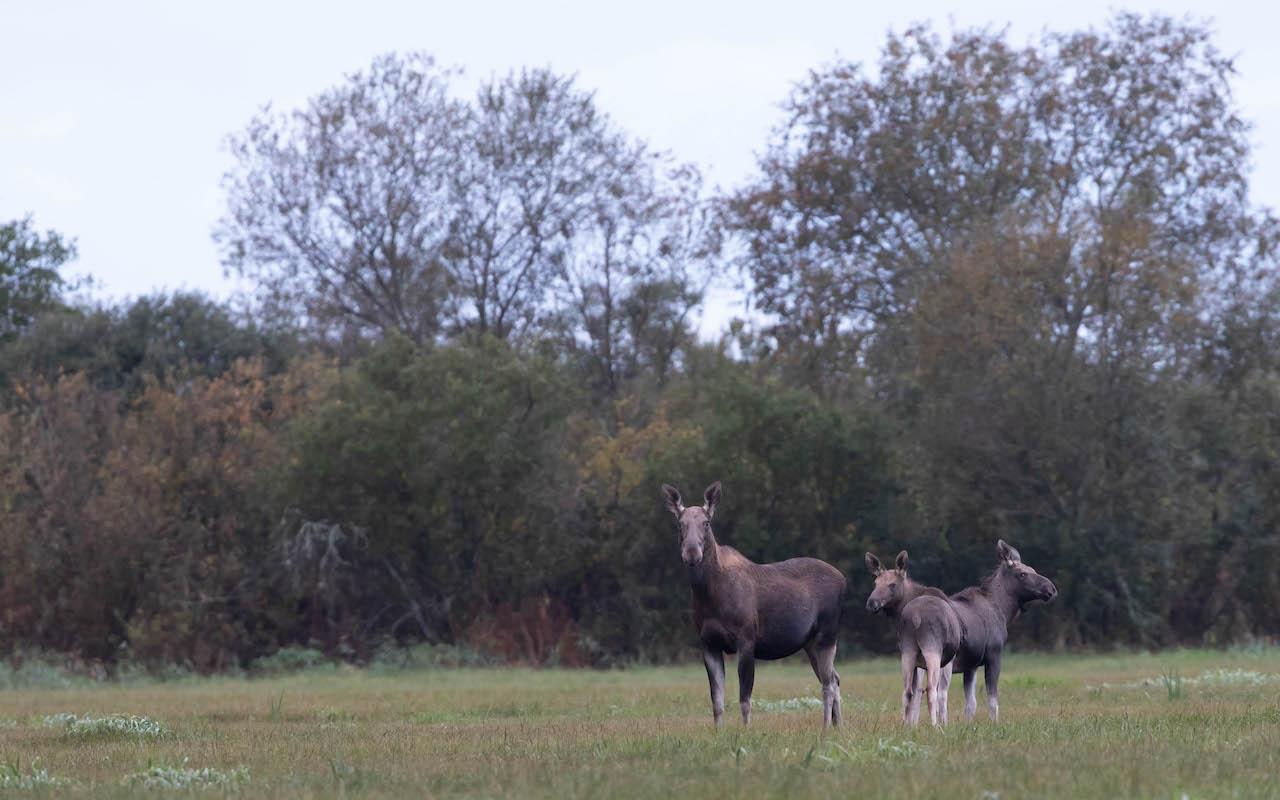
[662,481,721,566]
[865,550,911,613]
[996,539,1057,604]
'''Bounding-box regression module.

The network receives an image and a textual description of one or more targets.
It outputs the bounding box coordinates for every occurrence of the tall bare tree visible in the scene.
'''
[219,57,711,352]
[556,147,712,397]
[216,53,463,345]
[444,69,602,340]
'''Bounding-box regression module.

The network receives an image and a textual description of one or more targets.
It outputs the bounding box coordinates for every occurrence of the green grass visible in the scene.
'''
[0,648,1277,797]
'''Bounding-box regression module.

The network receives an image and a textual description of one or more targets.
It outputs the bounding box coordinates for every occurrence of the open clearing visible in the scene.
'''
[1,649,1278,798]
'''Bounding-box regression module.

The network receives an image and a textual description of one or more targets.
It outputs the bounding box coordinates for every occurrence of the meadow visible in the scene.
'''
[0,648,1277,798]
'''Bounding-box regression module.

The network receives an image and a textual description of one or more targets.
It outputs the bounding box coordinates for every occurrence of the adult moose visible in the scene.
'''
[897,539,1057,726]
[662,481,846,727]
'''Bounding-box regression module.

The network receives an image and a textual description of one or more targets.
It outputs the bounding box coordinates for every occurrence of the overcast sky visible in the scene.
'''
[4,1,1279,334]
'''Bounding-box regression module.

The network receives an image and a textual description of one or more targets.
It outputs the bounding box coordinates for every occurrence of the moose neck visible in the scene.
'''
[687,531,724,593]
[984,570,1023,623]
[885,576,930,617]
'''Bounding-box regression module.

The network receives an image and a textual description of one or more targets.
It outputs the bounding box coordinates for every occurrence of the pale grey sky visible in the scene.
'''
[4,1,1279,335]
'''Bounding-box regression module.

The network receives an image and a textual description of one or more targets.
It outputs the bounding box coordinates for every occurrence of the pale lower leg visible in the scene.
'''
[984,662,1000,722]
[923,651,944,727]
[807,641,841,728]
[900,651,918,726]
[830,666,842,727]
[907,667,924,725]
[938,666,952,725]
[703,648,726,727]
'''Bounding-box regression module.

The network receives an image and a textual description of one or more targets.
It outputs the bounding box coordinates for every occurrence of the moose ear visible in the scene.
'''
[703,481,722,519]
[662,484,684,519]
[997,539,1022,565]
[895,550,909,572]
[865,552,883,576]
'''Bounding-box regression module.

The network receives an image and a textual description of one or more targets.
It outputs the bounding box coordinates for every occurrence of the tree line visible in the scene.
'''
[2,13,1277,671]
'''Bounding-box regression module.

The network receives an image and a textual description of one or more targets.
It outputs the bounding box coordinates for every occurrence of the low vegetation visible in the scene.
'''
[124,760,251,791]
[0,650,1275,798]
[44,713,170,741]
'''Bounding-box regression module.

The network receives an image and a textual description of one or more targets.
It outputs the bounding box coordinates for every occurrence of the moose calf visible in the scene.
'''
[897,540,1057,726]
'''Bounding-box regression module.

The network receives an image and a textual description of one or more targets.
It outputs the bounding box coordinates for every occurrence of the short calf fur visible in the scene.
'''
[864,550,949,724]
[897,540,1058,726]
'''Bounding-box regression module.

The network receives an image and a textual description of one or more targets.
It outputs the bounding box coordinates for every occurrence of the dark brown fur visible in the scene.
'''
[663,481,847,727]
[897,539,1057,725]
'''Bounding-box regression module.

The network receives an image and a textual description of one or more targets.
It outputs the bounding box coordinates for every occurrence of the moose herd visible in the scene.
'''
[662,481,1058,728]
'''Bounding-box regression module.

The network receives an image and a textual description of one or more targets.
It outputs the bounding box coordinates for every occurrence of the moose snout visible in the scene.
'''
[1042,581,1059,601]
[866,597,883,613]
[682,546,704,566]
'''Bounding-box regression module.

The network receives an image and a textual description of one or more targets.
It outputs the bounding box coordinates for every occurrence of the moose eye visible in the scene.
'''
[1017,572,1028,581]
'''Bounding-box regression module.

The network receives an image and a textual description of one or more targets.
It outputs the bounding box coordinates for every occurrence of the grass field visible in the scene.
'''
[0,648,1278,798]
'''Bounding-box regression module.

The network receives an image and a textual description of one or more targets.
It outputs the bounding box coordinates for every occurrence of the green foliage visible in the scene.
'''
[1,14,1279,667]
[0,357,310,667]
[726,14,1280,649]
[0,654,90,691]
[249,647,332,676]
[0,216,73,342]
[0,291,294,397]
[368,642,495,672]
[276,334,580,656]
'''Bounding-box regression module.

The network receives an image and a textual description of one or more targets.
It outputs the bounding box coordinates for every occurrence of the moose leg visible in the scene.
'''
[962,669,978,721]
[806,640,841,728]
[803,645,825,724]
[900,650,918,725]
[702,647,726,727]
[984,656,1001,722]
[906,668,924,725]
[938,665,952,725]
[830,660,842,727]
[737,649,756,725]
[923,650,944,727]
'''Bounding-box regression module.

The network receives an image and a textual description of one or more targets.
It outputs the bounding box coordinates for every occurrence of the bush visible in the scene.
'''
[248,646,333,676]
[124,760,250,791]
[0,759,74,791]
[44,713,170,740]
[368,643,494,672]
[0,653,94,690]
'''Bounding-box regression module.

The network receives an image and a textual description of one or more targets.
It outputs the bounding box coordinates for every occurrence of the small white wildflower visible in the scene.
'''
[754,696,824,712]
[876,737,929,758]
